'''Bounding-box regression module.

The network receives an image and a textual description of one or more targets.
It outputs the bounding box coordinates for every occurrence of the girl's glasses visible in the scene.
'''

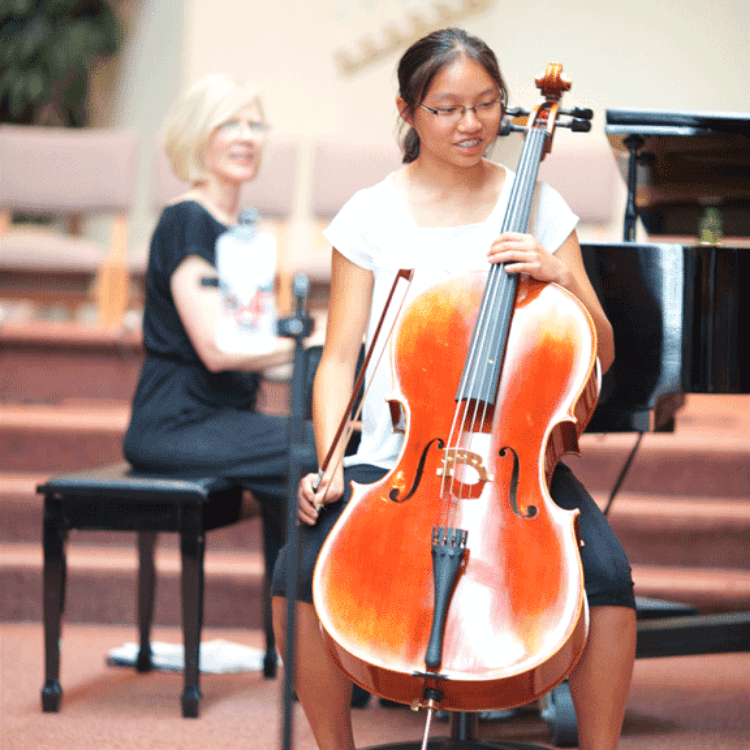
[418,99,502,124]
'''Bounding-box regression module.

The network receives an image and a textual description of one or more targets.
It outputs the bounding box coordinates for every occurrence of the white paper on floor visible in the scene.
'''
[106,639,271,673]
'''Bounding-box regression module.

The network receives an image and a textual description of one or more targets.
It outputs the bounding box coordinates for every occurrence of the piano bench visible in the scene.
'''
[36,462,279,718]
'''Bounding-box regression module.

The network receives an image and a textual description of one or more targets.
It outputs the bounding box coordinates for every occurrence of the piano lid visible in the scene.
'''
[606,108,750,236]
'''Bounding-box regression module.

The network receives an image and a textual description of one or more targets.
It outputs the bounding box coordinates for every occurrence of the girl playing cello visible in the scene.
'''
[272,28,637,750]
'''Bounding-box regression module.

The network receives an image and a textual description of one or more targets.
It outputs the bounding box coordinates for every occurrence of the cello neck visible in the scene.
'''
[499,126,548,235]
[456,68,566,407]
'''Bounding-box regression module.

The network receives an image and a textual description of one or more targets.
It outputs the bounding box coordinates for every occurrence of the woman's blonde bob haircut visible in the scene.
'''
[162,74,263,183]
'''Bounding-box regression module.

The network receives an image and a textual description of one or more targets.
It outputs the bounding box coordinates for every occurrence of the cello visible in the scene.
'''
[313,64,598,715]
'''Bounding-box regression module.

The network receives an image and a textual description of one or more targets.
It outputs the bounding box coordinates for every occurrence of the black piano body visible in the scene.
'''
[570,110,750,681]
[582,241,749,433]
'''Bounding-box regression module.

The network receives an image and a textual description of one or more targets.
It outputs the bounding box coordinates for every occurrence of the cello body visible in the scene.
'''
[312,269,599,711]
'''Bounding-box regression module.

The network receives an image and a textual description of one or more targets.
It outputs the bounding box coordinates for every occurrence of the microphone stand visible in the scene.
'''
[277,275,315,750]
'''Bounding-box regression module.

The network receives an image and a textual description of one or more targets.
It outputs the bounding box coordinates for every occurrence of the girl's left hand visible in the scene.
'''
[488,232,571,287]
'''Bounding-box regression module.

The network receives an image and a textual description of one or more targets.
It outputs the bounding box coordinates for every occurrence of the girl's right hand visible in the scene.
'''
[297,470,345,525]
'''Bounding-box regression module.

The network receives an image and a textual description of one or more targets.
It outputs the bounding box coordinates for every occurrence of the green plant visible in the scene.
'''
[0,0,121,126]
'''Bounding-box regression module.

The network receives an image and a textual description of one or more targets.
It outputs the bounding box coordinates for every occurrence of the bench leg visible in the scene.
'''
[41,497,66,712]
[180,507,205,718]
[137,531,158,672]
[260,505,282,678]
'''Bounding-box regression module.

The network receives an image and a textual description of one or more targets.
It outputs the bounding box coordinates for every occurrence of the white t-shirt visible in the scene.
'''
[324,166,578,470]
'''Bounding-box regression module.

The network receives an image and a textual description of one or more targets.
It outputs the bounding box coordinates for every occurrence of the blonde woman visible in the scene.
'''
[124,75,307,519]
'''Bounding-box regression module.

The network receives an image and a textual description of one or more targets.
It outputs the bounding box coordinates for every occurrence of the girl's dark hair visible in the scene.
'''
[397,27,508,163]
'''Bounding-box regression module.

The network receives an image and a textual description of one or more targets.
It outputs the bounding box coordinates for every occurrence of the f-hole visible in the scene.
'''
[499,446,537,519]
[389,438,445,503]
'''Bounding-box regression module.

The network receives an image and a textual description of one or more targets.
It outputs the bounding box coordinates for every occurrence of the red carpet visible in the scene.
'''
[1,622,748,750]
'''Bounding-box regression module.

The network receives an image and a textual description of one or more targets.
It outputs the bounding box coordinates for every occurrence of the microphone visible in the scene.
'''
[277,273,314,339]
[293,273,310,316]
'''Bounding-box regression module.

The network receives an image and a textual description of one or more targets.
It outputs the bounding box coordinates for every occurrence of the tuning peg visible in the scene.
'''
[558,117,592,132]
[560,107,593,120]
[504,106,530,118]
[499,117,526,136]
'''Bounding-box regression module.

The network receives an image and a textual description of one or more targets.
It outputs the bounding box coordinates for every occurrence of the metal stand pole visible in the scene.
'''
[277,275,315,750]
[623,134,644,242]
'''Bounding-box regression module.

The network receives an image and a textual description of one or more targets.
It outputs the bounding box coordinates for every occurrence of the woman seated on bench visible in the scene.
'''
[123,74,311,515]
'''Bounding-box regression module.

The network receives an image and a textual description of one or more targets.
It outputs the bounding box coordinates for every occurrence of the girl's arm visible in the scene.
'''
[488,230,615,373]
[171,254,293,372]
[297,249,374,525]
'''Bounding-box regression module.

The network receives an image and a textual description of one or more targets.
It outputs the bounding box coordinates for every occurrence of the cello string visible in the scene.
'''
[462,126,544,420]
[442,127,547,512]
[442,214,515,503]
[442,127,544,505]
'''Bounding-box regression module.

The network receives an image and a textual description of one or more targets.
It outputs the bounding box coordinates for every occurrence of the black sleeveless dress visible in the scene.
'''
[123,200,313,507]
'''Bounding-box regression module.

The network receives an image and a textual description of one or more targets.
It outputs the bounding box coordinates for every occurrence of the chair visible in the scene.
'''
[285,141,403,289]
[34,342,350,719]
[37,465,251,718]
[0,124,139,324]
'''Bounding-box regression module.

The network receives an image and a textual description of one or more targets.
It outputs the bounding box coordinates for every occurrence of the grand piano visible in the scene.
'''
[531,109,750,747]
[574,110,749,645]
[582,108,749,435]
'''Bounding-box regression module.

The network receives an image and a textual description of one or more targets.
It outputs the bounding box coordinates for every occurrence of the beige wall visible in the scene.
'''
[117,0,750,252]
[181,0,748,140]
[103,0,185,254]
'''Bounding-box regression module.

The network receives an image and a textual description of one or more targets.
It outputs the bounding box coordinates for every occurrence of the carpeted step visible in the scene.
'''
[0,542,267,628]
[0,320,144,402]
[631,563,750,614]
[572,437,749,498]
[0,381,289,473]
[2,398,747,488]
[593,492,750,568]
[0,400,129,472]
[2,539,747,627]
[3,472,747,567]
[575,392,749,498]
[0,318,293,407]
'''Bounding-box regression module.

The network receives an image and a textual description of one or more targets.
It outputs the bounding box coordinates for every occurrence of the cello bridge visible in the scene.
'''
[437,448,494,488]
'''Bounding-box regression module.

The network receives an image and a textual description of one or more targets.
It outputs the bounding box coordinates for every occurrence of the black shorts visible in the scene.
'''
[271,461,635,610]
